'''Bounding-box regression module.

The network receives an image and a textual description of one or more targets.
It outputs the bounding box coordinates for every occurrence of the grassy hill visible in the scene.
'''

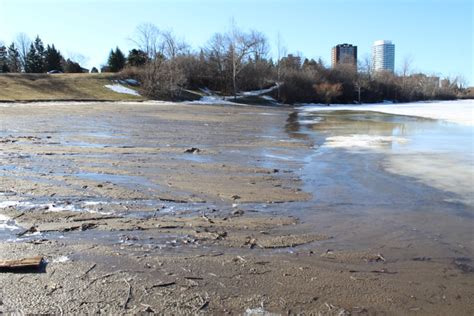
[0,73,145,102]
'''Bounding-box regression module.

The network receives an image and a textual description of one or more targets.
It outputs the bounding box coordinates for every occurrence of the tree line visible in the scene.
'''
[1,25,467,104]
[0,34,89,74]
[105,23,465,103]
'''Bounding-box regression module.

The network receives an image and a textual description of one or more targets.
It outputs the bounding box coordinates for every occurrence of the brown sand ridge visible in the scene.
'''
[0,101,473,314]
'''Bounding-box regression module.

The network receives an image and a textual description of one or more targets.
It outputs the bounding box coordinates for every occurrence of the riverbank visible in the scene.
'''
[2,73,472,105]
[0,73,144,102]
[0,101,473,314]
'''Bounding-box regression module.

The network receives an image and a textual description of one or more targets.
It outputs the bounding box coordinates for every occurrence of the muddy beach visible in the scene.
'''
[0,101,473,314]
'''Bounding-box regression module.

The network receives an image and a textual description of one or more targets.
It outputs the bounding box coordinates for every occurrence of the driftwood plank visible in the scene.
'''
[0,256,43,271]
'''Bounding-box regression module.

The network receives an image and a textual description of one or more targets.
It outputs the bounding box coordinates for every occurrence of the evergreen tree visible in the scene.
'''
[127,49,148,67]
[44,44,63,71]
[115,48,126,70]
[107,49,115,70]
[107,49,115,68]
[33,36,45,58]
[25,36,45,73]
[107,47,126,72]
[24,44,36,72]
[33,36,45,72]
[7,43,21,72]
[0,45,8,73]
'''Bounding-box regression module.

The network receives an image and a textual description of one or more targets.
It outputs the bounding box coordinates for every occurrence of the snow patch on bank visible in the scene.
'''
[104,84,141,96]
[301,100,474,126]
[240,84,279,96]
[188,95,237,105]
[262,95,277,102]
[191,84,280,105]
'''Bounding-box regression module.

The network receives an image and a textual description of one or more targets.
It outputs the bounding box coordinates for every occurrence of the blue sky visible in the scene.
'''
[1,0,472,84]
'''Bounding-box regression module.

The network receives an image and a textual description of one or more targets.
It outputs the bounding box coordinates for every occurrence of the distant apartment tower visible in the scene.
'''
[331,43,357,68]
[372,40,395,72]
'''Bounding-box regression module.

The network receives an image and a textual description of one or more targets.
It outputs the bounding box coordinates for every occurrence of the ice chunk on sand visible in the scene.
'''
[0,214,21,231]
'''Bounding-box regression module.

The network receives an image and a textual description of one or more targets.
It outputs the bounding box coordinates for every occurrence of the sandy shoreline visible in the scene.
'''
[0,101,473,314]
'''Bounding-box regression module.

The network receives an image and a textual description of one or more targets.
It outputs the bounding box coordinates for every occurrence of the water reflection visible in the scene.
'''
[293,110,473,154]
[285,111,307,140]
[291,108,474,208]
[300,111,417,136]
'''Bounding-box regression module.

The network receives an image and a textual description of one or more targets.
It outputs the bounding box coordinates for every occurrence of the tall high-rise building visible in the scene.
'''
[331,43,357,68]
[372,40,395,72]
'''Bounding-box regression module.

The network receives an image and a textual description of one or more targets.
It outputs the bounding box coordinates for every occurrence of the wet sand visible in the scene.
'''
[0,101,473,314]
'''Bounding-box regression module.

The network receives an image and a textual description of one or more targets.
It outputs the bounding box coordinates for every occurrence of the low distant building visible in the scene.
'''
[331,44,357,68]
[101,65,111,73]
[372,40,395,73]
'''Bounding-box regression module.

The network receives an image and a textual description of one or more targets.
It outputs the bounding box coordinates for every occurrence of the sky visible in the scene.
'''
[0,0,473,84]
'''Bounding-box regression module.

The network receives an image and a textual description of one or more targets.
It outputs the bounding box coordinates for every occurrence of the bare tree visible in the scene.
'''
[401,55,413,77]
[141,58,163,97]
[15,33,31,71]
[202,33,228,91]
[228,21,264,98]
[251,30,269,61]
[202,23,267,95]
[275,32,287,99]
[358,54,373,78]
[132,23,162,59]
[248,30,270,89]
[141,57,186,99]
[161,30,189,59]
[455,75,467,90]
[205,33,227,73]
[130,23,191,98]
[397,55,414,100]
[131,23,190,60]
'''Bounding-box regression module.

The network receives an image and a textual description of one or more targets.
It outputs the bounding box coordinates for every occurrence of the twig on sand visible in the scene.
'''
[149,281,176,288]
[370,268,397,274]
[12,212,25,220]
[123,278,132,310]
[158,197,188,203]
[89,270,124,285]
[16,226,38,237]
[373,253,386,262]
[80,263,97,279]
[197,300,209,311]
[184,276,204,280]
[71,216,122,222]
[195,293,210,312]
